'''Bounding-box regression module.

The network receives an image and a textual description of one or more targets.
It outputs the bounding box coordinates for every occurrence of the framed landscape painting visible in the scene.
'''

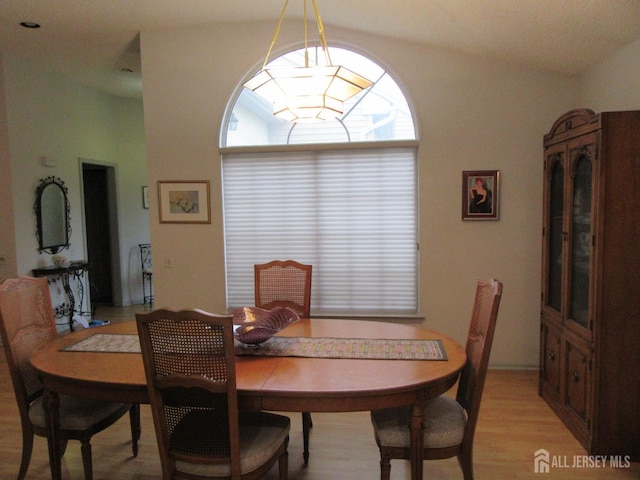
[158,180,211,224]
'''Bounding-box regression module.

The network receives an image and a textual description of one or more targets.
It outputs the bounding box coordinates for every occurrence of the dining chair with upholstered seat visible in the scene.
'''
[370,278,503,480]
[254,259,313,463]
[0,276,140,480]
[136,308,290,480]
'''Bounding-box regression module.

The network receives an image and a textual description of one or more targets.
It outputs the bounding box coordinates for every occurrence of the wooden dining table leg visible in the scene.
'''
[409,402,425,480]
[43,388,62,480]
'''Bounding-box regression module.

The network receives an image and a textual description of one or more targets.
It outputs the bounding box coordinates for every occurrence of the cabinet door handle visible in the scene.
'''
[548,350,555,361]
[572,371,579,382]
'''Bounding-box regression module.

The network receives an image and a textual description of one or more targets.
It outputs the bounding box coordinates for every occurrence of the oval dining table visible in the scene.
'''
[30,317,466,480]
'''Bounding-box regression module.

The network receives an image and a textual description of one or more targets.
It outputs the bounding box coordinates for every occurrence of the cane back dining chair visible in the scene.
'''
[0,276,140,480]
[135,308,290,480]
[254,259,313,463]
[254,260,312,318]
[370,279,503,480]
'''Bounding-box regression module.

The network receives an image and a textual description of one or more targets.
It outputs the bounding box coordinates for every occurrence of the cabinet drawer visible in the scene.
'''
[564,339,592,433]
[540,321,562,394]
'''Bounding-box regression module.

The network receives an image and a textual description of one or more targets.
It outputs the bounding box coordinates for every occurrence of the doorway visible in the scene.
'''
[81,162,122,308]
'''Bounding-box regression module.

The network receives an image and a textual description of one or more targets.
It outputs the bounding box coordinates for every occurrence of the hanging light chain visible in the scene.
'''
[261,0,290,70]
[261,0,334,70]
[311,0,332,66]
[304,0,309,67]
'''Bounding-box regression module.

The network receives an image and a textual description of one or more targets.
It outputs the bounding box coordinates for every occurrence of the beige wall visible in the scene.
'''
[577,38,640,111]
[0,53,18,281]
[1,55,149,306]
[140,21,577,367]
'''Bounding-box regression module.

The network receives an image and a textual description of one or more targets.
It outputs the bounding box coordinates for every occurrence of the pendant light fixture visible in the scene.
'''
[243,0,373,123]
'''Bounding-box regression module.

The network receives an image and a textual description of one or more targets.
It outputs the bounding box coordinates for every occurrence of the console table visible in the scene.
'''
[32,261,89,331]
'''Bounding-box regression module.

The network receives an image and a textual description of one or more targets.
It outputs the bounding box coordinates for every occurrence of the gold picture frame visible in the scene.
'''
[157,180,211,224]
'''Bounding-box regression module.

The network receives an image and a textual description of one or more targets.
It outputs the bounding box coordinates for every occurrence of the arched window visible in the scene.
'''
[221,47,419,316]
[223,47,415,146]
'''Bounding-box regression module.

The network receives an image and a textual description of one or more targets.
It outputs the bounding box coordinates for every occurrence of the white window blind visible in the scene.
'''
[222,147,417,315]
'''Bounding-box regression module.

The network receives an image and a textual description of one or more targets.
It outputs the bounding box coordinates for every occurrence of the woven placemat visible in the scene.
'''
[62,333,447,361]
[63,333,140,353]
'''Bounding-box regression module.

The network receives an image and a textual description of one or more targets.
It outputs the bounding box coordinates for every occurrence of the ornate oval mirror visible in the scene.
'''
[34,176,71,254]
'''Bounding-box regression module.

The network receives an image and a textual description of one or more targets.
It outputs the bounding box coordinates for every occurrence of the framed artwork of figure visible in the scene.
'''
[462,170,500,220]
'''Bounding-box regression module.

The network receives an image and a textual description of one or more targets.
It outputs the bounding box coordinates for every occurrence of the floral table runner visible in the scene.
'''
[236,336,447,360]
[63,333,447,361]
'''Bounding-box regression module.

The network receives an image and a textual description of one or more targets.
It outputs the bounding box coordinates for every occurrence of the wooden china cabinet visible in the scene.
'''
[539,108,640,461]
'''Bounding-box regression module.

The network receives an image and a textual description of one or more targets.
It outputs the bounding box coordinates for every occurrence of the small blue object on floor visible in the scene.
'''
[88,319,110,327]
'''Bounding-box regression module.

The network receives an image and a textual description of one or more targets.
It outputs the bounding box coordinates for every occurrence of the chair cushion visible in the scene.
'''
[371,395,466,449]
[175,410,290,477]
[29,394,131,431]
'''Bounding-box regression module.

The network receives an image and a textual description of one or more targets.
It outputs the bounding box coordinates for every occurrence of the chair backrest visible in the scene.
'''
[135,309,240,479]
[456,279,502,445]
[254,260,312,318]
[0,277,57,418]
[139,243,152,272]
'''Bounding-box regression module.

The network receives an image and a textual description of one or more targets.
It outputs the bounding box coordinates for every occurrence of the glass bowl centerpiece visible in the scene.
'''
[232,306,300,345]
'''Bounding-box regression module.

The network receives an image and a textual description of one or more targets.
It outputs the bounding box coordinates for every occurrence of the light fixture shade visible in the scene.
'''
[244,65,372,122]
[273,92,344,123]
[242,0,373,122]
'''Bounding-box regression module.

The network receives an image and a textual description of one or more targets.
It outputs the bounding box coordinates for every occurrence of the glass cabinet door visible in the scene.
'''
[547,157,564,313]
[568,146,593,331]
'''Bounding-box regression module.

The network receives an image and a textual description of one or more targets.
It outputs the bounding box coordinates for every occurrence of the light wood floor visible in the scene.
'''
[1,305,638,479]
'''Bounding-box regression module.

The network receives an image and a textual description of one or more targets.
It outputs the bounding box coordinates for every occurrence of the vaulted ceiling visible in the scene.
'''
[2,0,640,98]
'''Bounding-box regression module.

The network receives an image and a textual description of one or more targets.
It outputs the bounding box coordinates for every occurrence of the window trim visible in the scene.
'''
[219,139,419,156]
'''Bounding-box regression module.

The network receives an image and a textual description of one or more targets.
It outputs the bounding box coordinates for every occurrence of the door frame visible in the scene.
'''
[78,158,124,306]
